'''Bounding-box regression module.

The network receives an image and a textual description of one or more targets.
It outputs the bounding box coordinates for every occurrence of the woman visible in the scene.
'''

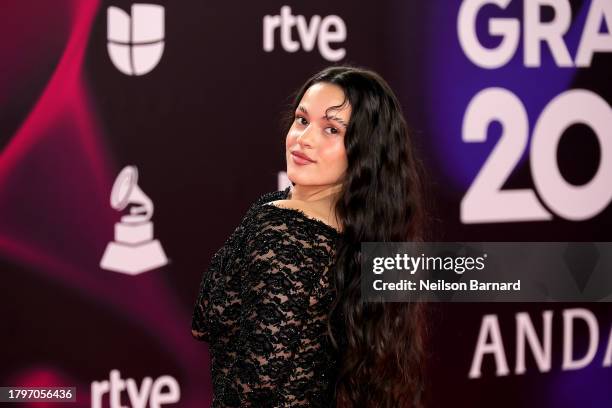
[192,65,429,407]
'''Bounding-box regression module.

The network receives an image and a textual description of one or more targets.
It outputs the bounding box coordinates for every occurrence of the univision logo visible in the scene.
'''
[107,4,165,76]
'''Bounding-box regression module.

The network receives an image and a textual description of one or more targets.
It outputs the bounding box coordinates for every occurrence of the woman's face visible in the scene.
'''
[285,82,351,187]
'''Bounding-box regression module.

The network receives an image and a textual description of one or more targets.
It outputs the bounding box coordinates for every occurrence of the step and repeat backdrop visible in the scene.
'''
[1,0,611,406]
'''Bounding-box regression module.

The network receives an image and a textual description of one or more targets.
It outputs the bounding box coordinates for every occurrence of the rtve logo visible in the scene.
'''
[263,6,347,62]
[107,4,165,75]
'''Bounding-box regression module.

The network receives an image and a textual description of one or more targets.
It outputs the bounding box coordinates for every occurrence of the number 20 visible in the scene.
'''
[461,88,612,223]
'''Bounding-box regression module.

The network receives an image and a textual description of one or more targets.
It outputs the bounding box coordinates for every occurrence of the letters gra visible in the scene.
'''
[458,0,612,68]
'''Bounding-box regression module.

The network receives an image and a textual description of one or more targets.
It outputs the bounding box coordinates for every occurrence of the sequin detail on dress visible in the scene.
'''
[191,186,342,407]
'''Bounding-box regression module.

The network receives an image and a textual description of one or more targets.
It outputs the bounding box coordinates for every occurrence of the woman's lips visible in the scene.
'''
[291,151,315,165]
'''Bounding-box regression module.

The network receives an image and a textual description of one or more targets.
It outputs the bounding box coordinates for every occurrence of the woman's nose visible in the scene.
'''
[297,126,314,148]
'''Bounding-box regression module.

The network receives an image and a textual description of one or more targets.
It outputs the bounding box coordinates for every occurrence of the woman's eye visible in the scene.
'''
[296,116,308,126]
[325,127,339,135]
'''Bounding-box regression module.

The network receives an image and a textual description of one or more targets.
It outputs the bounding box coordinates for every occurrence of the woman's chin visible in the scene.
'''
[286,173,311,186]
[286,168,302,181]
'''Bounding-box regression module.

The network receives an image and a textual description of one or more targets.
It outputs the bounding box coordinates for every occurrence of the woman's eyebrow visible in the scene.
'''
[326,115,348,128]
[298,105,348,128]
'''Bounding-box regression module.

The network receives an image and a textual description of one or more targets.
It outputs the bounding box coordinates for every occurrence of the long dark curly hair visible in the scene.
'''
[283,65,430,407]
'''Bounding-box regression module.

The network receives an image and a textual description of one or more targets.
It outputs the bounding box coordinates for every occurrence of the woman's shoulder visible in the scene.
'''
[247,202,342,241]
[243,203,340,269]
[215,187,291,249]
[231,186,343,242]
[250,186,292,208]
[236,186,291,228]
[265,199,342,235]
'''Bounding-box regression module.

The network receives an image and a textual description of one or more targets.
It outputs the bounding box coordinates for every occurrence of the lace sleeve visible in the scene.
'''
[191,244,228,342]
[191,189,289,344]
[220,215,323,406]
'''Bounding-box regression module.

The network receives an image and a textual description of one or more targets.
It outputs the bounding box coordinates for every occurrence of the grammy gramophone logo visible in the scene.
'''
[100,165,168,274]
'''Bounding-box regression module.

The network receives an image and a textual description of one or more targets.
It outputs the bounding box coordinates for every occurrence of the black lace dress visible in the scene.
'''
[191,186,344,407]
